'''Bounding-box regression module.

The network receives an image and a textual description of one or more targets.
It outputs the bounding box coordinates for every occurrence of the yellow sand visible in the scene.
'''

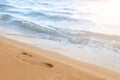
[0,36,120,80]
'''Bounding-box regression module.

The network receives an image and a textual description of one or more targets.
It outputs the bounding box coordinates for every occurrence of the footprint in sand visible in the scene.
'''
[16,52,54,68]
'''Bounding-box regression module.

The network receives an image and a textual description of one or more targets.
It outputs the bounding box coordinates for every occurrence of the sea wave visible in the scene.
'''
[25,11,75,21]
[12,19,66,37]
[0,3,16,12]
[0,3,13,8]
[9,19,120,52]
[0,1,120,53]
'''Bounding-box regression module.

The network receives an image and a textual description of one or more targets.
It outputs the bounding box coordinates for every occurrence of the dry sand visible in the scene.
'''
[0,36,120,80]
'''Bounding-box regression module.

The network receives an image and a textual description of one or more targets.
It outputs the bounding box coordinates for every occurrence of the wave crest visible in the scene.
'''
[0,14,13,21]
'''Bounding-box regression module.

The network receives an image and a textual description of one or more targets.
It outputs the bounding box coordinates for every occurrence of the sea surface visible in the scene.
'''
[0,0,120,73]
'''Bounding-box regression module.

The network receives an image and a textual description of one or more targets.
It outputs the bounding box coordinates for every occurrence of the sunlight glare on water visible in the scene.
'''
[70,0,120,35]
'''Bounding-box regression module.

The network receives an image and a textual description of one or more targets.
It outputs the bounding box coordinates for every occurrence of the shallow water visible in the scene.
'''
[0,0,120,73]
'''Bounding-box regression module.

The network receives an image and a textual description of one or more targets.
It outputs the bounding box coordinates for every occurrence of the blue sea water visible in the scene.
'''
[0,0,120,73]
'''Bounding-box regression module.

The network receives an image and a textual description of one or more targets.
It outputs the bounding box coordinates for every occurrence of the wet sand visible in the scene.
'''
[0,36,120,80]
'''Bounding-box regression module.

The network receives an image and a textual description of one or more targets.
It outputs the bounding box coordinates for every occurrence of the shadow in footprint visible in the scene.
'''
[22,52,33,57]
[43,62,54,68]
[16,52,54,68]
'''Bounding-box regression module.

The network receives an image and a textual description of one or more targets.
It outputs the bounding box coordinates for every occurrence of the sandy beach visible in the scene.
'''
[0,36,120,80]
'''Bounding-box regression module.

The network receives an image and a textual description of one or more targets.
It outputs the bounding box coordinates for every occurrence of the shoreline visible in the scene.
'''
[0,36,120,80]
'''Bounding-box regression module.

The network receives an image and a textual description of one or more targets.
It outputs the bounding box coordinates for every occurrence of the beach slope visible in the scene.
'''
[0,36,120,80]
